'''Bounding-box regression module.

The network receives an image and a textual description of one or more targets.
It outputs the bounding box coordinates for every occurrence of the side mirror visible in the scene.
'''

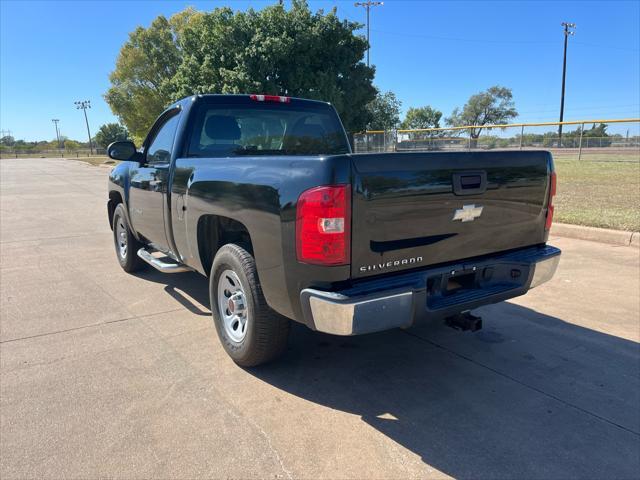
[107,141,138,161]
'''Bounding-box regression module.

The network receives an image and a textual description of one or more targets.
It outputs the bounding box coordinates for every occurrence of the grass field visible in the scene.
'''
[554,154,639,231]
[552,151,640,163]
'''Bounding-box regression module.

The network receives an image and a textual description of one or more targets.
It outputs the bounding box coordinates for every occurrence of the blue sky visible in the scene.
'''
[1,0,639,141]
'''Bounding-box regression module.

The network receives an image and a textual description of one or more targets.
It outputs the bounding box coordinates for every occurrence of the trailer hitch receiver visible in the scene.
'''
[445,311,482,332]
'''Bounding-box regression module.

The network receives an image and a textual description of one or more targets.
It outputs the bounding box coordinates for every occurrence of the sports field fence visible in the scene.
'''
[0,148,107,159]
[354,118,640,163]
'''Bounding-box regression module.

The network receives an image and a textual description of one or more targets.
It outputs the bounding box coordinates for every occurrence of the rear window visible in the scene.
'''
[187,102,350,157]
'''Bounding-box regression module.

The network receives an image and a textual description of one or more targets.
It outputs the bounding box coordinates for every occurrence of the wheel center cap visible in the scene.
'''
[228,294,245,314]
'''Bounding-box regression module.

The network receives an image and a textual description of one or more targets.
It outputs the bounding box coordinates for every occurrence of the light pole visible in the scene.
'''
[75,100,93,155]
[354,1,383,67]
[51,119,61,149]
[558,22,576,147]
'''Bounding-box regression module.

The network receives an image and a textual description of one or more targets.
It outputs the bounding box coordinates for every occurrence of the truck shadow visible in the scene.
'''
[132,269,211,316]
[248,302,640,479]
[129,267,639,477]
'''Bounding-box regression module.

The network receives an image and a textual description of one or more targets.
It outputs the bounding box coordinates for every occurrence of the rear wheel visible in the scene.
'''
[112,204,145,273]
[210,243,290,367]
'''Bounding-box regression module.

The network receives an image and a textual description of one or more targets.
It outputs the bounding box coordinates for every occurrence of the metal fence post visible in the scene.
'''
[519,125,524,150]
[468,130,471,150]
[578,122,584,161]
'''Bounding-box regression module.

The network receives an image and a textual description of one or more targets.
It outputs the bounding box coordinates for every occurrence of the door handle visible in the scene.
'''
[149,180,163,191]
[452,171,487,196]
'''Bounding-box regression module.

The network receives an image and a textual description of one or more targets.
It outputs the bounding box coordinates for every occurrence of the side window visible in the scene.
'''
[146,112,180,165]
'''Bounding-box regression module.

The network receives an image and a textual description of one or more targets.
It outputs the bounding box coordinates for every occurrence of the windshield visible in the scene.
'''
[187,102,350,157]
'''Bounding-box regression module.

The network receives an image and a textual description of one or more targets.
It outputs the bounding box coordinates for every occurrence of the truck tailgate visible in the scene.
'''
[350,150,552,279]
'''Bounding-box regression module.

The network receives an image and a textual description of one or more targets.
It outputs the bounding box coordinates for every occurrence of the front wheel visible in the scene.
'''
[210,243,290,367]
[112,204,145,273]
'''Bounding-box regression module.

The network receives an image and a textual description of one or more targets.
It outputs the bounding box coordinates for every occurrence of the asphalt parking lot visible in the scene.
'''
[1,157,639,479]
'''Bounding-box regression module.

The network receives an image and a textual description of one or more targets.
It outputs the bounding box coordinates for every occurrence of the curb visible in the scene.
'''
[551,223,640,248]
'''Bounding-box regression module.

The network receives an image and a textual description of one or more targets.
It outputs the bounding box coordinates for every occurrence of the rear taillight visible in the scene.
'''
[249,94,290,103]
[296,185,351,265]
[545,171,557,231]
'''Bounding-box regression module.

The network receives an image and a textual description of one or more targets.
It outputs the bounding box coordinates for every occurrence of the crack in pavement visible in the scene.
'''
[0,308,185,344]
[1,232,107,245]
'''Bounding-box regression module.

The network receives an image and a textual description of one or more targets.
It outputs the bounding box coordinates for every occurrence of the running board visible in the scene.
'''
[137,248,190,273]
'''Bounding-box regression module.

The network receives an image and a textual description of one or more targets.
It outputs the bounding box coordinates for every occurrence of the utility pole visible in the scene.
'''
[74,100,93,155]
[354,1,383,67]
[558,22,576,147]
[51,119,61,149]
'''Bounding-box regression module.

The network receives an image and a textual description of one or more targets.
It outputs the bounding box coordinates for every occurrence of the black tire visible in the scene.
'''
[112,203,145,273]
[210,243,290,367]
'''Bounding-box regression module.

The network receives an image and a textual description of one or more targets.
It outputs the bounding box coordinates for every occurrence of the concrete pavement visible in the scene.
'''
[1,158,639,479]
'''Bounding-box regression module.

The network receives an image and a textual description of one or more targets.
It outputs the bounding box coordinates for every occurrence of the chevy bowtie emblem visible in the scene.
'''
[453,204,483,222]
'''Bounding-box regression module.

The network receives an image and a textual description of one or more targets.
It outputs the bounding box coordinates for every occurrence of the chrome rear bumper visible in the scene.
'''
[300,288,414,336]
[300,245,560,336]
[529,254,560,289]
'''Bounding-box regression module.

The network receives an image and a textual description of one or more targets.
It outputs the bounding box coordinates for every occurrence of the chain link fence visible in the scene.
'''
[2,119,638,162]
[0,148,107,159]
[354,118,640,162]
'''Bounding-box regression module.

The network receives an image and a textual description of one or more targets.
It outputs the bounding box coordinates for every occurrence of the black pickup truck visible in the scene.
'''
[107,94,560,366]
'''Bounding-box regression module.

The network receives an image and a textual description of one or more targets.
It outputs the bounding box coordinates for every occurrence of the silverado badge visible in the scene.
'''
[453,204,483,222]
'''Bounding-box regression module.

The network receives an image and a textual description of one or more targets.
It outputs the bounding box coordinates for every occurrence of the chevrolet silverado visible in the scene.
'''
[107,94,560,366]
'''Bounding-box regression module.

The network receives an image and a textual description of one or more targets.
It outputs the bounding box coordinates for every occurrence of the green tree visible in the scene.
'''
[46,139,60,150]
[366,91,401,131]
[104,11,195,142]
[0,135,15,146]
[446,86,518,147]
[105,2,375,137]
[64,139,82,151]
[94,123,131,148]
[172,1,374,132]
[400,106,442,130]
[563,123,611,148]
[583,123,609,138]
